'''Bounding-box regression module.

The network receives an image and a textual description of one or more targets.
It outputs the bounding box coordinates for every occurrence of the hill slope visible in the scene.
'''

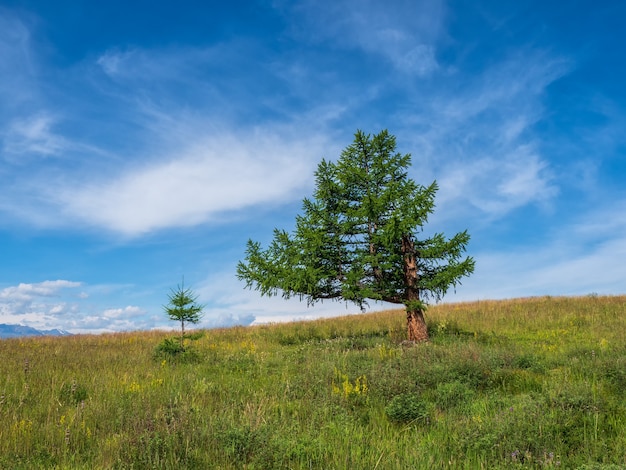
[0,295,624,469]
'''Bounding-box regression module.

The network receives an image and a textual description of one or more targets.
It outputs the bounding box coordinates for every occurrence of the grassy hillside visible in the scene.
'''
[1,296,625,469]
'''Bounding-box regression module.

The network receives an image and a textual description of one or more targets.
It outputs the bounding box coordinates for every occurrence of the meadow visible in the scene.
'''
[1,295,625,469]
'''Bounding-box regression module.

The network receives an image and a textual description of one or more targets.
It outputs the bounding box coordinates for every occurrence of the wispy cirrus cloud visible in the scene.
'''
[52,46,564,235]
[3,113,68,157]
[278,0,445,76]
[445,194,626,302]
[0,10,38,107]
[0,33,332,234]
[436,144,557,219]
[0,6,571,238]
[448,233,626,302]
[55,129,328,236]
[394,49,570,222]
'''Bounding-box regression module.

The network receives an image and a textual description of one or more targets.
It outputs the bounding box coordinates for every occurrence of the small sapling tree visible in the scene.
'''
[237,130,474,341]
[163,280,204,351]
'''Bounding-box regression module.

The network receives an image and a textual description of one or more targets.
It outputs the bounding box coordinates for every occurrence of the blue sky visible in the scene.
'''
[1,0,625,334]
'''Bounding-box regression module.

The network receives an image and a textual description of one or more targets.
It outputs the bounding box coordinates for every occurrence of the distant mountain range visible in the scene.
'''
[0,324,72,339]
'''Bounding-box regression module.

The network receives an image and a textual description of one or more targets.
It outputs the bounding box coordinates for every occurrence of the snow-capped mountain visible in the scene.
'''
[0,324,72,339]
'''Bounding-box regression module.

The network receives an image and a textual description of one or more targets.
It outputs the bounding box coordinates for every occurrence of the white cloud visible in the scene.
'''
[395,50,570,222]
[96,46,210,82]
[398,44,439,76]
[97,47,190,83]
[0,14,569,236]
[60,305,151,334]
[0,11,38,105]
[0,280,81,302]
[439,146,556,217]
[102,306,144,318]
[67,310,152,334]
[0,280,82,331]
[447,238,626,302]
[0,280,155,333]
[445,197,626,302]
[279,0,445,76]
[3,113,68,157]
[96,50,126,77]
[57,130,327,236]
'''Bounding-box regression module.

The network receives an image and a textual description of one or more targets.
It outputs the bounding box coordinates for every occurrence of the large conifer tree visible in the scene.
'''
[237,130,474,341]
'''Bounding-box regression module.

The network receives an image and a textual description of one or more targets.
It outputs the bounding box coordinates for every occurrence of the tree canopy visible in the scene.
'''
[237,130,474,340]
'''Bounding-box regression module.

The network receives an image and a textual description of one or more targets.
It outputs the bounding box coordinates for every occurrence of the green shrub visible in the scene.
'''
[155,337,185,356]
[385,392,430,424]
[154,337,200,363]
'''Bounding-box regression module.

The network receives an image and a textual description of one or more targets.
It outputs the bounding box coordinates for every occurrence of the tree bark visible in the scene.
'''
[402,234,429,341]
[406,307,429,342]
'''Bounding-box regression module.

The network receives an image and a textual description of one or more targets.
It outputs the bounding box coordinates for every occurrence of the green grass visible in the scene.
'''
[1,295,625,468]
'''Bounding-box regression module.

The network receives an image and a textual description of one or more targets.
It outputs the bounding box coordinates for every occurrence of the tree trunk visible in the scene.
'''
[402,234,429,342]
[406,307,429,342]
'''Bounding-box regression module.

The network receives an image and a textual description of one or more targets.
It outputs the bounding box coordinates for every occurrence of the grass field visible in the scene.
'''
[1,295,625,469]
